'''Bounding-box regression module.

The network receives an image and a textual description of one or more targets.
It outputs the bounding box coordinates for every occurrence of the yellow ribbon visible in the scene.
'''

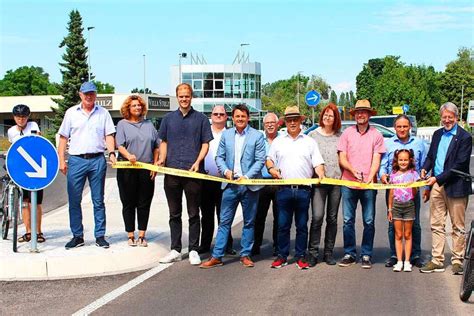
[113,161,428,190]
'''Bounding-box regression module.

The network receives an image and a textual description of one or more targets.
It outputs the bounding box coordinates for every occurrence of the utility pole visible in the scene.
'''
[297,71,303,108]
[143,54,146,94]
[460,84,464,125]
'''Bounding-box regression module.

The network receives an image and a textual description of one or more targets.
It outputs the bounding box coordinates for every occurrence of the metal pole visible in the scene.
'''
[30,191,38,252]
[179,55,182,84]
[297,73,300,108]
[143,54,146,93]
[461,85,464,125]
[87,26,95,81]
[312,108,315,126]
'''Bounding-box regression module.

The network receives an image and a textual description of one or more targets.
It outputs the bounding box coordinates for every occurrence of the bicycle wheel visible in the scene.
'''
[0,193,9,240]
[460,258,473,302]
[11,186,20,252]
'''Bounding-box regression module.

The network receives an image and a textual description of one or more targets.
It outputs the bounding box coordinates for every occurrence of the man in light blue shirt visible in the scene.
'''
[379,114,427,268]
[58,82,116,250]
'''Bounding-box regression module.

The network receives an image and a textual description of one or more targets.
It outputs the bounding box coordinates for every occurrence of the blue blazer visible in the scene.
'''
[422,125,472,198]
[216,126,266,191]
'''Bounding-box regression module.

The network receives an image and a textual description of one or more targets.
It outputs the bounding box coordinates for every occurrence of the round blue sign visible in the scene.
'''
[305,90,321,107]
[6,135,59,191]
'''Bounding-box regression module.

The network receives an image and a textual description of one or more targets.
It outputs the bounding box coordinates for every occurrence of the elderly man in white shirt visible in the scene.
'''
[267,106,325,270]
[58,82,116,250]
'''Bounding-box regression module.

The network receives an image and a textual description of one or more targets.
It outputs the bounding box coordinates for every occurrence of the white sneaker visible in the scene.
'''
[393,261,403,272]
[189,250,201,265]
[403,261,412,272]
[160,250,182,263]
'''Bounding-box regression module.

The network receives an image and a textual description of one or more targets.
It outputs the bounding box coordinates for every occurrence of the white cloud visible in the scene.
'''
[332,81,355,93]
[372,4,473,32]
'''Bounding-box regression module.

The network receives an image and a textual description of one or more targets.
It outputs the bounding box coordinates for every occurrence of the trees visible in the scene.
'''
[329,90,338,104]
[261,74,331,121]
[0,66,60,96]
[440,47,474,121]
[131,87,153,94]
[94,81,115,94]
[47,9,89,139]
[355,55,443,126]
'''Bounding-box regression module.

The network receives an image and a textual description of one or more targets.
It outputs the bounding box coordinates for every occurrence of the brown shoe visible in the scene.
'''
[200,257,223,269]
[240,256,254,268]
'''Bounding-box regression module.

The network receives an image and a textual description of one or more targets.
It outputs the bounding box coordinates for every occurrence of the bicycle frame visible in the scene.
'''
[0,173,23,252]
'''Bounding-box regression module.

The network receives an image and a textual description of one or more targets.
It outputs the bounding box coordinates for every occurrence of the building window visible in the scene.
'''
[214,91,224,98]
[193,91,203,98]
[204,91,213,98]
[193,80,203,91]
[214,72,224,79]
[204,72,213,79]
[183,79,192,86]
[182,73,192,80]
[214,80,224,90]
[204,80,213,90]
[193,72,203,79]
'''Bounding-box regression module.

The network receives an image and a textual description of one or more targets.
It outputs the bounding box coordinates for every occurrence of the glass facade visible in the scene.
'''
[181,72,261,100]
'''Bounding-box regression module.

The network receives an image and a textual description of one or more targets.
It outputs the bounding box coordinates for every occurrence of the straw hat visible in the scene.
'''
[280,106,306,120]
[349,99,377,115]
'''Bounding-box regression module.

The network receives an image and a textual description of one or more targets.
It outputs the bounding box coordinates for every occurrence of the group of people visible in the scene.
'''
[9,81,471,275]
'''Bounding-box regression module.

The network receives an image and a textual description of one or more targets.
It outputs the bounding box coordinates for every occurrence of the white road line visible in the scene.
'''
[72,263,172,316]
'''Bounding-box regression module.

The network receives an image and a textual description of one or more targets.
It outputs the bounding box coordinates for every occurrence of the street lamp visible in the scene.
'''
[178,52,187,84]
[87,26,95,81]
[143,54,146,94]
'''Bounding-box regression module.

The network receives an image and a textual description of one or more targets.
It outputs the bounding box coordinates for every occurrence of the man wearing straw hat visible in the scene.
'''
[266,106,325,270]
[337,99,386,269]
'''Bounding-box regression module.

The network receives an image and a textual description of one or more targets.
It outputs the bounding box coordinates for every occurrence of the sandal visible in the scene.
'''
[128,236,137,247]
[137,237,148,247]
[18,233,31,243]
[37,233,46,243]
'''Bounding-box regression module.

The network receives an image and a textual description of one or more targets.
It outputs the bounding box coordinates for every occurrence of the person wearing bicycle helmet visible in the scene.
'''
[7,104,45,243]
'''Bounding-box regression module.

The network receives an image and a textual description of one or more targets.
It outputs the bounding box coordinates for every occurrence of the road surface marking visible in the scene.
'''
[72,263,172,315]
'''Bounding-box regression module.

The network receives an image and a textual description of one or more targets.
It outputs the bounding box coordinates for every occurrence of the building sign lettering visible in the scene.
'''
[96,96,113,109]
[148,97,170,110]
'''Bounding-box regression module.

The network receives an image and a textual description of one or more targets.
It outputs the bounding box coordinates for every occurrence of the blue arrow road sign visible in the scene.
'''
[6,135,59,191]
[402,104,410,113]
[305,90,321,107]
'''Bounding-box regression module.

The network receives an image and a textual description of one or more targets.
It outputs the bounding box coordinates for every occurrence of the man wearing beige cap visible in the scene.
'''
[266,106,325,270]
[337,99,386,269]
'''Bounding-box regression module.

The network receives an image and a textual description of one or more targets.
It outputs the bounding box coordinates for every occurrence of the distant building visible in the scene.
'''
[0,94,178,137]
[171,56,265,129]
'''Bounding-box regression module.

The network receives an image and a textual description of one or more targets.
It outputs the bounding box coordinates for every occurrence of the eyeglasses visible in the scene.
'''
[212,113,226,117]
[323,114,334,119]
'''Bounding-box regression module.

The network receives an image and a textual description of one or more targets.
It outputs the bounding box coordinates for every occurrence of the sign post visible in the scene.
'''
[305,90,321,125]
[6,135,59,252]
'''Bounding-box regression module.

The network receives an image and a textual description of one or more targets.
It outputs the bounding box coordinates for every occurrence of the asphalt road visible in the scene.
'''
[0,157,473,315]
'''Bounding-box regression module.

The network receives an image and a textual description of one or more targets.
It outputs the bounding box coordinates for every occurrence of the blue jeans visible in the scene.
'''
[212,185,259,259]
[387,191,421,259]
[67,155,107,238]
[341,186,376,258]
[276,187,311,259]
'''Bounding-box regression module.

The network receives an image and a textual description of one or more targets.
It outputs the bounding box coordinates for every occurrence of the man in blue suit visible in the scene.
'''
[420,102,472,274]
[200,104,266,268]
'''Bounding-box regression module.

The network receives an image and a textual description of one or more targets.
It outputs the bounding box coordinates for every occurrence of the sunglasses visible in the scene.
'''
[212,113,226,117]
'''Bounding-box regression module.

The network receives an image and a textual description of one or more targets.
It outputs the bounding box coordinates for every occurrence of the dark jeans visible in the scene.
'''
[164,174,201,252]
[117,168,155,232]
[386,190,422,259]
[253,185,278,251]
[200,180,233,251]
[308,185,341,257]
[341,186,377,258]
[276,186,311,259]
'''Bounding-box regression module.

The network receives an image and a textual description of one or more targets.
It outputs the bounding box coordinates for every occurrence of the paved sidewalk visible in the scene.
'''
[0,176,243,281]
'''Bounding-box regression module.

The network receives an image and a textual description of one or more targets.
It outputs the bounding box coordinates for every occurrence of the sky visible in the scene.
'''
[0,0,472,96]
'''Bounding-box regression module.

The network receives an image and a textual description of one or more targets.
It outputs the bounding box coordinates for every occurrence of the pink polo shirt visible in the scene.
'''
[337,125,386,183]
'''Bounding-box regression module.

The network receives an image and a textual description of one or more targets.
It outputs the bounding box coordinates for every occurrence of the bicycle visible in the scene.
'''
[451,169,474,302]
[0,155,23,253]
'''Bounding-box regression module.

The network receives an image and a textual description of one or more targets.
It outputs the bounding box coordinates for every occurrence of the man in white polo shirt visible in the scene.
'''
[58,82,116,249]
[266,106,325,270]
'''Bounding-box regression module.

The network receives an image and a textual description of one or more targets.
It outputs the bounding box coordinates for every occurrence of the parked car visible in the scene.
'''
[369,115,418,136]
[304,121,395,138]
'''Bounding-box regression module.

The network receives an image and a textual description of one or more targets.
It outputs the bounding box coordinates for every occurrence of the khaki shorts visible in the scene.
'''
[392,200,415,221]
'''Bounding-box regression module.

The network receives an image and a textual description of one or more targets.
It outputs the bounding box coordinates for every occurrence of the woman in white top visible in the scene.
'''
[7,104,45,243]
